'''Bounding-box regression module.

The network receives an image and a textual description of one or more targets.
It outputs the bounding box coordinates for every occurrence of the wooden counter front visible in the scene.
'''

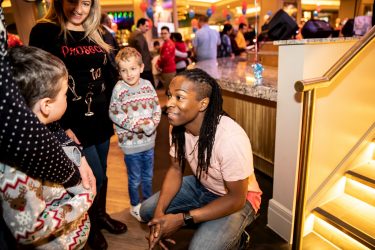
[222,90,276,177]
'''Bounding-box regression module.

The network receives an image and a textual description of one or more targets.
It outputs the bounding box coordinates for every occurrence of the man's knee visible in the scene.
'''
[140,192,159,222]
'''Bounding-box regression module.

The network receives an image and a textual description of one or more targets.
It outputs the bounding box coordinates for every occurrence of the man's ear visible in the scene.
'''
[199,97,210,112]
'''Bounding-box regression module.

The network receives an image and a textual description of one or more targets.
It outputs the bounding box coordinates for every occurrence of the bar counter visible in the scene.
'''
[191,57,278,101]
[190,58,278,177]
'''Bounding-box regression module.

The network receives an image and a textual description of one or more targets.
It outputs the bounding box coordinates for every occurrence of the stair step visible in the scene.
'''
[346,162,375,189]
[303,232,339,250]
[313,194,375,249]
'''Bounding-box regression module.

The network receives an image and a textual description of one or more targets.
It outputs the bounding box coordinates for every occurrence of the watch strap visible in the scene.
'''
[183,211,194,226]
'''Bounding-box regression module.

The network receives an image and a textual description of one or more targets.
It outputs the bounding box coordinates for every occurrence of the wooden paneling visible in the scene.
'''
[222,90,277,177]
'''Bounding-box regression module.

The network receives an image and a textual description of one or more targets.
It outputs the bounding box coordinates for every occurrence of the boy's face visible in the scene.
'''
[118,56,144,87]
[47,77,69,123]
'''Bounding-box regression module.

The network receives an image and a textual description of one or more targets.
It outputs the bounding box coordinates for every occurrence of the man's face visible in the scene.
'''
[166,76,208,132]
[140,22,149,33]
[160,29,170,41]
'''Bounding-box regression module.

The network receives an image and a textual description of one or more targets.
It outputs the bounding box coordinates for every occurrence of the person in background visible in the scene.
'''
[151,40,161,58]
[244,25,256,46]
[151,40,162,88]
[2,45,94,250]
[171,32,188,73]
[128,18,154,87]
[100,13,120,72]
[192,15,220,61]
[235,23,248,50]
[218,23,234,58]
[109,47,161,222]
[157,26,176,94]
[29,0,127,249]
[229,31,244,56]
[0,2,95,248]
[140,69,262,249]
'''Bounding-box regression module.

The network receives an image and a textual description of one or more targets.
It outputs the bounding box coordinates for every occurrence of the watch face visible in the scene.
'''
[183,212,194,226]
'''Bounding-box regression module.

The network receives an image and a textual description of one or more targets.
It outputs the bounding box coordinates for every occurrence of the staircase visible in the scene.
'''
[303,161,375,250]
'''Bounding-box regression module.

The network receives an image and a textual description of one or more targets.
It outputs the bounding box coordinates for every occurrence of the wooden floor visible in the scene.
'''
[101,89,169,250]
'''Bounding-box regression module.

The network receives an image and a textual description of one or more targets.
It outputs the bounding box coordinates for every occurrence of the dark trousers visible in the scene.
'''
[141,70,155,87]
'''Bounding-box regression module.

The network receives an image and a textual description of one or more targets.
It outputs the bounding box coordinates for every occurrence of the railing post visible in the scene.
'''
[292,89,316,250]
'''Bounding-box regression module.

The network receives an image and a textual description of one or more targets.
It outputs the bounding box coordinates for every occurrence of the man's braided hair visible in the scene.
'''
[171,68,228,179]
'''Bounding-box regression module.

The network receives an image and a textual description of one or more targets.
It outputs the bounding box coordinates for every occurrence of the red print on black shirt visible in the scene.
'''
[61,45,104,57]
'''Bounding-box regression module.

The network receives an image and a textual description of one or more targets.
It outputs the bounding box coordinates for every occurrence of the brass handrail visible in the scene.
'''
[292,26,375,250]
[295,26,375,92]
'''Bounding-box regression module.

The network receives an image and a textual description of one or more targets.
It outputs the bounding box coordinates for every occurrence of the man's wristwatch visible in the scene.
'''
[183,211,194,226]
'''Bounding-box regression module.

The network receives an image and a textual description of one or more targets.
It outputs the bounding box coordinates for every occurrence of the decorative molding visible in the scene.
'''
[268,199,293,243]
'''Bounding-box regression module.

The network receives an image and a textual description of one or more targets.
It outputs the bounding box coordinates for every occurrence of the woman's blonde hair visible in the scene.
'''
[39,0,111,52]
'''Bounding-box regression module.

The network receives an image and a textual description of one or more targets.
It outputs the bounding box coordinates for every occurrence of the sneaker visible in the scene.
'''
[238,230,250,250]
[130,203,144,222]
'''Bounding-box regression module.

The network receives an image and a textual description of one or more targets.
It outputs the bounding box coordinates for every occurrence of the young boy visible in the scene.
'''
[0,46,94,249]
[109,47,161,221]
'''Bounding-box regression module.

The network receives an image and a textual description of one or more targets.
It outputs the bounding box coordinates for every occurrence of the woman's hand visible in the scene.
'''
[65,129,80,145]
[79,156,97,196]
[147,213,184,249]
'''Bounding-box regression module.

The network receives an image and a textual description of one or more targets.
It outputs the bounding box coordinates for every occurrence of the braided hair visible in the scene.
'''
[171,68,228,179]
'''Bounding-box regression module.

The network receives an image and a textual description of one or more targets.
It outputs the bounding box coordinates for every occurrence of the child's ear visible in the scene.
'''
[199,97,209,112]
[140,63,145,73]
[39,98,52,116]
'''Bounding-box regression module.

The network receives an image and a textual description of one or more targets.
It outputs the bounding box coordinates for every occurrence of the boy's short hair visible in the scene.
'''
[115,47,143,66]
[153,40,160,47]
[9,46,68,109]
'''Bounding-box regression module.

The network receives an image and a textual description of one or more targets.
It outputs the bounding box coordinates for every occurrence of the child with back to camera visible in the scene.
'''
[0,46,94,249]
[109,47,161,221]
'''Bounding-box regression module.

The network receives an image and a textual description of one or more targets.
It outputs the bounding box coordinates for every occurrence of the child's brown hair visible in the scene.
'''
[115,47,143,67]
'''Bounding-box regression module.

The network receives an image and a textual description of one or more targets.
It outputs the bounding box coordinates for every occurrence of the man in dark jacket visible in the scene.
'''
[100,13,120,71]
[128,18,155,87]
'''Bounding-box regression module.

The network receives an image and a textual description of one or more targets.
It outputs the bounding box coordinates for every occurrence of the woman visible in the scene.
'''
[29,0,127,249]
[140,68,262,249]
[219,23,235,58]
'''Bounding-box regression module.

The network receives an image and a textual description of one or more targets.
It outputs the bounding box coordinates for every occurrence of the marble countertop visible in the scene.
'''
[190,57,278,102]
[274,37,358,46]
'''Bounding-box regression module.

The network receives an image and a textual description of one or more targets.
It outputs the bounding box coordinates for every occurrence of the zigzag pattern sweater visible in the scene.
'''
[109,79,161,155]
[0,146,94,249]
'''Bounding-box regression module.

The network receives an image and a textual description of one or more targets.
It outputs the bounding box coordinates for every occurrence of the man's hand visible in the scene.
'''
[147,213,184,249]
[79,156,96,196]
[66,129,81,145]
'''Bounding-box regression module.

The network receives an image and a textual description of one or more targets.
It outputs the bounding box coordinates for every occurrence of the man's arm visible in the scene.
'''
[189,178,248,223]
[148,173,249,249]
[153,156,183,217]
[147,156,183,248]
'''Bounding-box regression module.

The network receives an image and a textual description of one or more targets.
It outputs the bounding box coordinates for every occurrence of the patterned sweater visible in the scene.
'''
[0,146,94,249]
[109,79,161,155]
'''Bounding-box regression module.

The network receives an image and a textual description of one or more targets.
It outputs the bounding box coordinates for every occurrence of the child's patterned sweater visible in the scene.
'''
[109,79,161,155]
[0,146,94,249]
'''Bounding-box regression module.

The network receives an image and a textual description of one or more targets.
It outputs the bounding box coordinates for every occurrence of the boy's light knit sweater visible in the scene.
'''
[109,79,161,155]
